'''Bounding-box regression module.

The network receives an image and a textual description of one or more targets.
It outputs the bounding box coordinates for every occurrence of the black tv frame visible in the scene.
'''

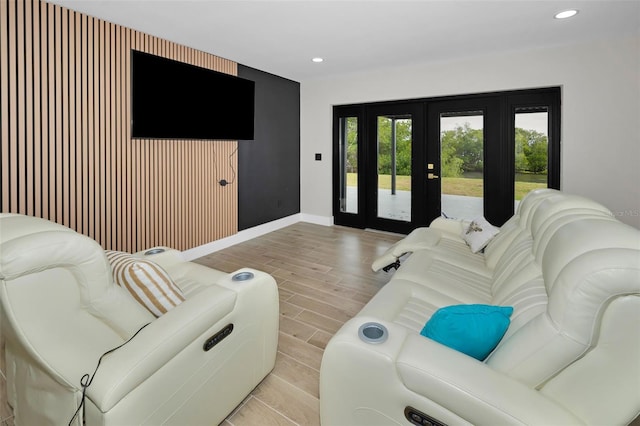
[131,50,255,140]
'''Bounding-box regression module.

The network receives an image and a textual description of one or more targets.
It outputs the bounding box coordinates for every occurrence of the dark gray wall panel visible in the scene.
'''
[237,65,300,230]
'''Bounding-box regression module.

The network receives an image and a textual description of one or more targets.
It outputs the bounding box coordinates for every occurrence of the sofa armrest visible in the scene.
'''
[371,219,472,272]
[87,269,278,411]
[132,246,183,268]
[397,333,584,425]
[428,217,469,240]
[86,282,237,410]
[321,318,584,426]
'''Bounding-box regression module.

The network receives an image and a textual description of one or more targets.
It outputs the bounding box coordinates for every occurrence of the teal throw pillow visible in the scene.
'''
[420,304,513,361]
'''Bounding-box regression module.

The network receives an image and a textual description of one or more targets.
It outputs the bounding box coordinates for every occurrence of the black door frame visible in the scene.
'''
[426,96,501,224]
[365,102,426,234]
[332,106,365,229]
[333,87,561,233]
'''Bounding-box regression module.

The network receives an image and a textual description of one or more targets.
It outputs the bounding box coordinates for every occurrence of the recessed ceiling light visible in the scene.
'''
[312,57,324,63]
[554,9,578,19]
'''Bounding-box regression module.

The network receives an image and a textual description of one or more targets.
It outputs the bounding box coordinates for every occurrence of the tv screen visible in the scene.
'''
[131,50,255,140]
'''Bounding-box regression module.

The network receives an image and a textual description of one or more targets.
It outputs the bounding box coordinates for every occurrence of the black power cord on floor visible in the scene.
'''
[68,322,150,426]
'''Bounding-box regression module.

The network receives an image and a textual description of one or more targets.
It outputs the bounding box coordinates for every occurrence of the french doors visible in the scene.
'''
[333,102,428,234]
[333,88,560,234]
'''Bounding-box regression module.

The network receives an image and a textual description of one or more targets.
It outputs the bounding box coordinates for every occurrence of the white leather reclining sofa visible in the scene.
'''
[320,189,640,426]
[0,213,279,425]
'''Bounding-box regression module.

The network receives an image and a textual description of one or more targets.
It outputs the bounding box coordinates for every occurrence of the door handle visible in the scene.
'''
[427,173,439,180]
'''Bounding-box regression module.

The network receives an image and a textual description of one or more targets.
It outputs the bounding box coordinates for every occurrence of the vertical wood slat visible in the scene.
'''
[17,0,25,215]
[8,0,18,213]
[40,0,49,220]
[68,8,76,230]
[47,1,54,221]
[24,0,33,217]
[1,0,239,252]
[32,0,42,218]
[81,11,88,236]
[61,5,68,227]
[0,0,8,212]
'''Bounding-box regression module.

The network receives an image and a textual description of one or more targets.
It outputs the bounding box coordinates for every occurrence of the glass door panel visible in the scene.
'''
[514,109,549,210]
[439,112,484,220]
[338,116,358,214]
[334,88,559,232]
[376,115,412,222]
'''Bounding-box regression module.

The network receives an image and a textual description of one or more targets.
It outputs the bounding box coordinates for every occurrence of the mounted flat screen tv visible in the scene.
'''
[131,50,255,140]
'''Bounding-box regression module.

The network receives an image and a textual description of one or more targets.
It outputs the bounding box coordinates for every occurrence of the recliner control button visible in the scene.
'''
[203,324,234,352]
[404,406,444,426]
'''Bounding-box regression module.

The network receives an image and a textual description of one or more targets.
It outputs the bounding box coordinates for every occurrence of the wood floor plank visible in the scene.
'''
[276,273,344,294]
[272,351,320,398]
[294,310,344,335]
[214,250,281,272]
[261,251,334,274]
[277,332,324,371]
[279,316,317,341]
[307,330,333,351]
[251,374,320,426]
[280,301,304,318]
[269,261,341,284]
[271,268,343,287]
[287,294,355,323]
[278,288,295,302]
[228,396,297,426]
[328,272,384,296]
[280,280,365,315]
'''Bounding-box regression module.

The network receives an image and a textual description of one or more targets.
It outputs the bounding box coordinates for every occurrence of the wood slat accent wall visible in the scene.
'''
[1,0,239,252]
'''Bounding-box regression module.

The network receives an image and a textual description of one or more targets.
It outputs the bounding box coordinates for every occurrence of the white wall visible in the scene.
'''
[300,34,640,229]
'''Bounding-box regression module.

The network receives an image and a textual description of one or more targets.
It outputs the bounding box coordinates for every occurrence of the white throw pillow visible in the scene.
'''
[461,216,500,253]
[105,250,185,317]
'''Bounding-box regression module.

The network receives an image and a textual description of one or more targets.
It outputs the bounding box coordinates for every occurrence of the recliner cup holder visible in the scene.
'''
[358,322,388,344]
[144,248,165,255]
[232,271,254,282]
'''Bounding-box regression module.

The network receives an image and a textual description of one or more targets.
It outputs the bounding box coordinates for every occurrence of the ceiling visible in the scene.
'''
[49,0,640,82]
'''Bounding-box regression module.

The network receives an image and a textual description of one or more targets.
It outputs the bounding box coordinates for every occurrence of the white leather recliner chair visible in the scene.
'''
[0,213,279,425]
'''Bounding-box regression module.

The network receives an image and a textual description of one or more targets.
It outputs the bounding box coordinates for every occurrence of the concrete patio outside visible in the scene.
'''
[344,187,520,224]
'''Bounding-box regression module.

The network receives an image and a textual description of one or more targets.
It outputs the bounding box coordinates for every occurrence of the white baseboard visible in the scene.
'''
[299,213,334,226]
[181,213,333,261]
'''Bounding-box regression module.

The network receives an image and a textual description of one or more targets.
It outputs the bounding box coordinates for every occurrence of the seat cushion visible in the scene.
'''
[392,250,493,301]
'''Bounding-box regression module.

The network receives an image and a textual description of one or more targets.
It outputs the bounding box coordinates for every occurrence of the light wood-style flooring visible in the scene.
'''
[0,222,401,426]
[196,223,401,426]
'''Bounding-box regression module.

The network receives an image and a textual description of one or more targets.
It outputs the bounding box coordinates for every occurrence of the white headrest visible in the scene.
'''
[0,215,112,307]
[547,248,640,346]
[0,213,74,243]
[542,218,640,297]
[529,194,612,237]
[517,188,560,226]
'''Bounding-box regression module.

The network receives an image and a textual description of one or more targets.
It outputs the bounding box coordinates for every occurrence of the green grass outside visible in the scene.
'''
[347,173,546,200]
